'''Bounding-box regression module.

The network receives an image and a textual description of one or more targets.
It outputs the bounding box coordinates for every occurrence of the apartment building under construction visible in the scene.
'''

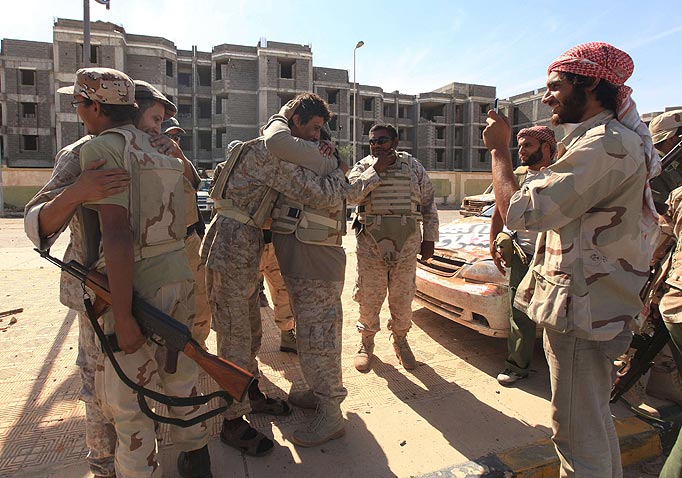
[0,18,551,171]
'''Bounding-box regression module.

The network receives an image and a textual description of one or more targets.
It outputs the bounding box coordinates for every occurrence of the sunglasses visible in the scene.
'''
[368,136,392,146]
[71,99,89,109]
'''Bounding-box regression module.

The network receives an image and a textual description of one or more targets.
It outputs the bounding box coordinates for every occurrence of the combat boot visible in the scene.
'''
[391,332,416,370]
[280,328,297,354]
[622,372,660,419]
[177,444,212,478]
[291,401,345,447]
[289,388,318,409]
[647,360,682,405]
[354,334,375,372]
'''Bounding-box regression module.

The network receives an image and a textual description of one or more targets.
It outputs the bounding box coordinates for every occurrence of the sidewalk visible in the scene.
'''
[0,217,677,478]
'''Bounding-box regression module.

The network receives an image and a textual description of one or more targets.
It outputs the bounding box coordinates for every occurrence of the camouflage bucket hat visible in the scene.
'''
[57,67,135,105]
[649,110,682,145]
[134,80,177,119]
[162,117,186,135]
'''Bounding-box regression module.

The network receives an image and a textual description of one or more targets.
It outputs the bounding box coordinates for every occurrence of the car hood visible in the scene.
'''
[434,216,491,262]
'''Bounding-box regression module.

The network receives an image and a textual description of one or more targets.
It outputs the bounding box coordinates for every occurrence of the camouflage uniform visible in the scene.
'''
[83,125,208,478]
[259,240,295,332]
[24,135,117,478]
[509,111,652,477]
[262,115,381,425]
[347,154,439,337]
[200,137,373,421]
[654,186,682,478]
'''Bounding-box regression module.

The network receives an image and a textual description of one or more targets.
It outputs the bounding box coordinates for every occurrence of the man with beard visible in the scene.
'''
[490,126,556,385]
[483,42,660,477]
[347,124,438,372]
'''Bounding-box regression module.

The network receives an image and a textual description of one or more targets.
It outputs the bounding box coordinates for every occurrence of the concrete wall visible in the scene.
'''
[427,171,492,207]
[1,167,53,208]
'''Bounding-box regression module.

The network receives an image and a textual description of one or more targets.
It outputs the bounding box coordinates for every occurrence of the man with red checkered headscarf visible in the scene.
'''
[490,126,555,387]
[483,43,660,478]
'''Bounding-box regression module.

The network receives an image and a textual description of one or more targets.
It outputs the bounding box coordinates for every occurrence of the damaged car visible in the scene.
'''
[415,205,513,337]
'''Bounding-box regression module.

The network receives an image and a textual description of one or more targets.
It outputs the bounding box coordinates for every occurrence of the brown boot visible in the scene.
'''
[291,401,345,447]
[391,332,416,370]
[354,334,375,372]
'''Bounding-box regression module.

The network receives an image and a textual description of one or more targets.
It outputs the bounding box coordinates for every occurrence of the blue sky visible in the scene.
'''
[2,0,681,114]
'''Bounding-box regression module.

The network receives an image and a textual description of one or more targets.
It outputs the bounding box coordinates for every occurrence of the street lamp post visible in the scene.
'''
[352,40,364,165]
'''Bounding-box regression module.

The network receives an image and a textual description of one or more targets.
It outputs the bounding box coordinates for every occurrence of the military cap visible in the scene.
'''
[57,67,135,105]
[134,80,177,120]
[649,110,682,145]
[162,117,187,135]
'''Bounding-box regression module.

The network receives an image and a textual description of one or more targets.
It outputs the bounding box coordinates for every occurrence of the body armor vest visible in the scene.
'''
[356,152,422,262]
[106,127,186,260]
[211,138,278,229]
[270,195,346,247]
[356,152,421,221]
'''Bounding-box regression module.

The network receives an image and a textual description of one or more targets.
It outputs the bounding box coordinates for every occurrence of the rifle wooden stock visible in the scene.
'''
[36,249,254,402]
[183,341,252,402]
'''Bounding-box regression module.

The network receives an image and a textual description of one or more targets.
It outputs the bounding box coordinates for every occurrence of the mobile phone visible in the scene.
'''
[494,98,499,114]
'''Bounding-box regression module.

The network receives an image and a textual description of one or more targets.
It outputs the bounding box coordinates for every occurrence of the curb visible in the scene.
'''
[413,414,681,478]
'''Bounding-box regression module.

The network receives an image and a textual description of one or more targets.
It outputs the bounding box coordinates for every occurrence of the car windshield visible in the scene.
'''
[480,204,495,217]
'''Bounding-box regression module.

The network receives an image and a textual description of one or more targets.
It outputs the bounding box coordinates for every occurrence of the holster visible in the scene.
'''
[494,231,529,266]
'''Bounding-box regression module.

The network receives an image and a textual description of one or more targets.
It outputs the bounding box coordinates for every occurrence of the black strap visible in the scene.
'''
[84,296,230,428]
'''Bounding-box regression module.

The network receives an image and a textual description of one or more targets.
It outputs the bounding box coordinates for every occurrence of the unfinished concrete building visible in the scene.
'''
[0,18,551,171]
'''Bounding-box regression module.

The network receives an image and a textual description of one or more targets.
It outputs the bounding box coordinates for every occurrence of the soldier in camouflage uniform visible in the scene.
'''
[648,110,682,478]
[262,94,386,447]
[201,93,381,454]
[59,68,211,478]
[491,126,556,386]
[483,43,660,478]
[346,124,439,372]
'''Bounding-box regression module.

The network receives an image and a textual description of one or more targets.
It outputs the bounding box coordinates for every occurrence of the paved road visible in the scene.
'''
[0,214,666,477]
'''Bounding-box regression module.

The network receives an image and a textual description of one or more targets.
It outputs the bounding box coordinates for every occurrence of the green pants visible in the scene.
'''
[661,321,682,478]
[504,253,537,376]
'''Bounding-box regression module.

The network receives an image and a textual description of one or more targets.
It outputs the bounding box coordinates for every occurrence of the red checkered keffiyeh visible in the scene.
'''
[548,42,661,253]
[517,126,557,157]
[548,42,635,118]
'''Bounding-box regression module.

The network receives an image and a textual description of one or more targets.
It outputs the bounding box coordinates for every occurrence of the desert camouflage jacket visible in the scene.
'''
[509,110,652,340]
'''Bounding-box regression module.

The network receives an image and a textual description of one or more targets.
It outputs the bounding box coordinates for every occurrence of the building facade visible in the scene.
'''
[0,18,550,171]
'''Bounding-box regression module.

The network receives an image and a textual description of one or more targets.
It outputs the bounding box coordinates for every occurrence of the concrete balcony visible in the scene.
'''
[278,78,296,90]
[213,79,230,92]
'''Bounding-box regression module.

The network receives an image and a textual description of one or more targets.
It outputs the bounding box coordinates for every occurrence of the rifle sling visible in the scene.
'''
[84,296,231,428]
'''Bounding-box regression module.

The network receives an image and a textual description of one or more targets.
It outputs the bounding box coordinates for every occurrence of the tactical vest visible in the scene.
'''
[356,152,422,259]
[270,195,346,247]
[105,127,186,260]
[210,138,278,229]
[357,152,421,221]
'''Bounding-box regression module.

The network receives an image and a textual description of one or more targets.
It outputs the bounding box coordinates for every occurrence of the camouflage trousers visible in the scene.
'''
[77,312,117,478]
[285,276,347,406]
[185,232,211,348]
[353,230,421,335]
[95,280,209,478]
[259,242,295,331]
[205,222,263,420]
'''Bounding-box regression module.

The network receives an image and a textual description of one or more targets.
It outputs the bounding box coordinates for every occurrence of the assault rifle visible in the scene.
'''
[610,312,671,403]
[610,140,682,403]
[37,248,254,403]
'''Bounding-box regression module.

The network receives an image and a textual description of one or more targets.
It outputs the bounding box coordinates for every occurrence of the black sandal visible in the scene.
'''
[220,418,274,457]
